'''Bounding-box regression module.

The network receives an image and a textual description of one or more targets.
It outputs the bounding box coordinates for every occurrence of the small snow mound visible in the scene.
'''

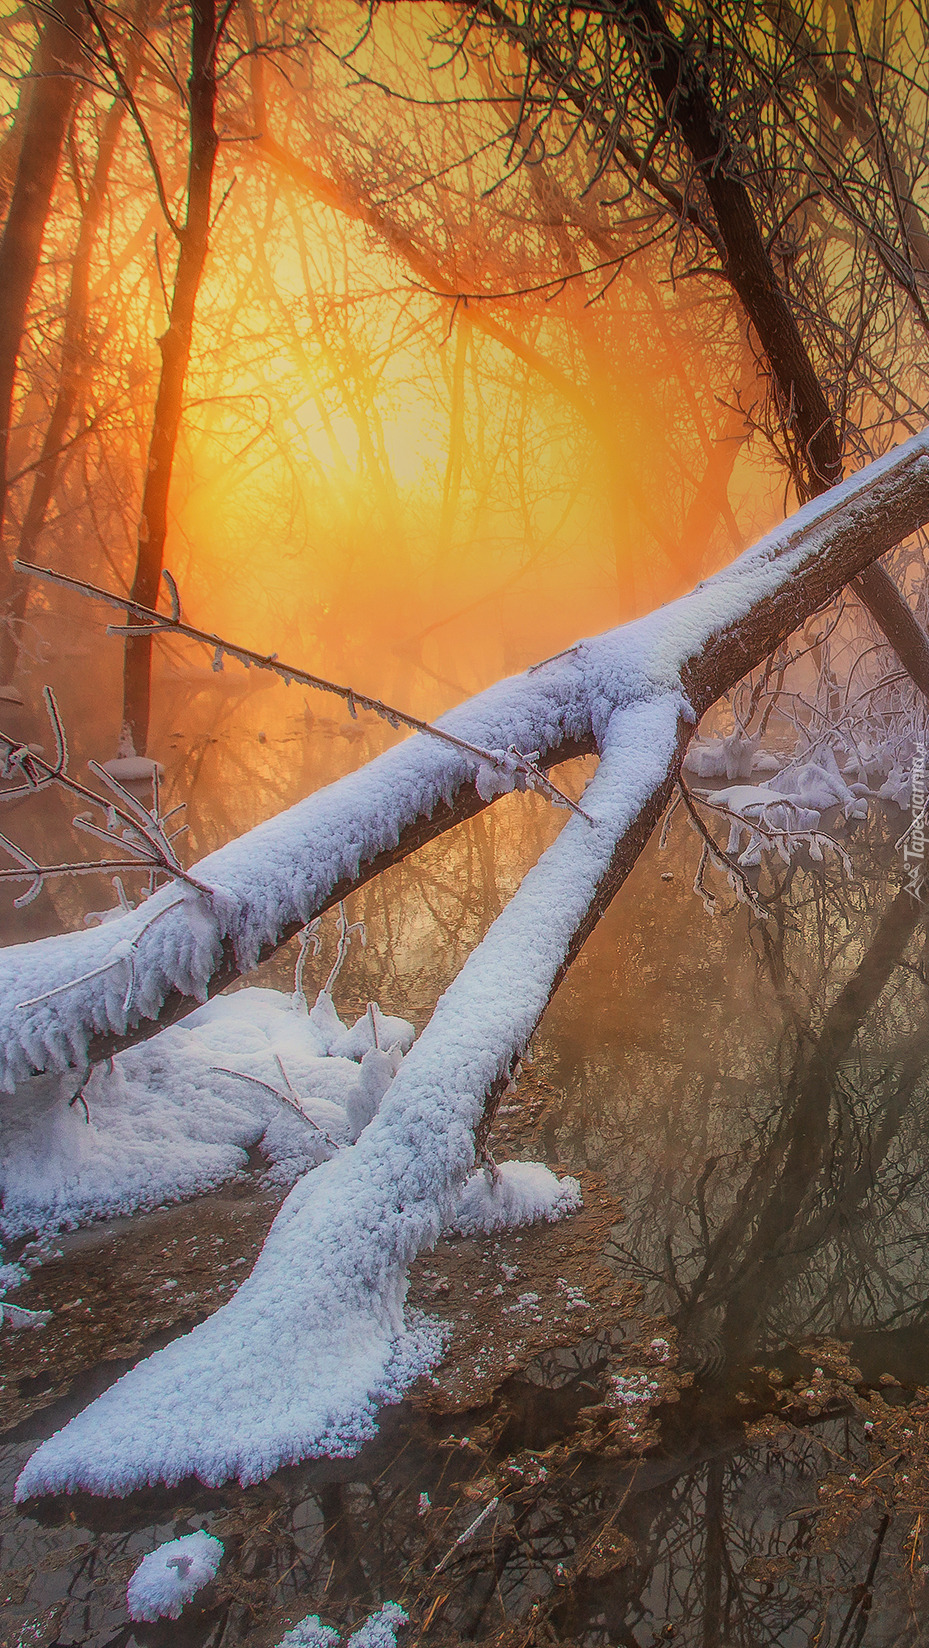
[347,1603,408,1648]
[306,989,347,1055]
[331,1003,415,1060]
[276,1614,339,1648]
[126,1531,223,1621]
[449,1161,582,1236]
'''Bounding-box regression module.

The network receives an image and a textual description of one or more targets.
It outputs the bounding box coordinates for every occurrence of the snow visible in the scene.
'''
[15,702,675,1498]
[696,749,871,865]
[1,430,926,1096]
[0,985,414,1237]
[683,731,758,779]
[100,755,164,784]
[0,1297,51,1329]
[275,1604,406,1648]
[346,1603,407,1648]
[0,1259,26,1293]
[126,1531,224,1621]
[608,1371,660,1407]
[10,431,929,1497]
[276,1616,339,1648]
[448,1160,581,1235]
[331,1003,415,1059]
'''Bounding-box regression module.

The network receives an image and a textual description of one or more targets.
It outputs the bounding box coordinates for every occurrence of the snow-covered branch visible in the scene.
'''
[11,431,929,1501]
[2,432,929,1092]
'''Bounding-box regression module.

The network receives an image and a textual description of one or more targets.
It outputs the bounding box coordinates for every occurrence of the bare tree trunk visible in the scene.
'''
[122,0,220,754]
[475,0,929,700]
[10,54,142,670]
[0,0,86,678]
[607,0,929,699]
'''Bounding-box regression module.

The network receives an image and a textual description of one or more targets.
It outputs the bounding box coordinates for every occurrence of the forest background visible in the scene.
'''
[9,0,923,887]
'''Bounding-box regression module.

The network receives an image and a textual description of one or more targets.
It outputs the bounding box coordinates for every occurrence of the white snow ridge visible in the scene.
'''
[126,1531,224,1621]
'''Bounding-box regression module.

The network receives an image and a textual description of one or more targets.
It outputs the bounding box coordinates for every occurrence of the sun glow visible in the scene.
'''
[5,0,792,739]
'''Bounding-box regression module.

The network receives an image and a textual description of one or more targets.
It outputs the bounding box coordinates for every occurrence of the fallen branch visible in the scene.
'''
[11,430,929,1500]
[0,434,927,1086]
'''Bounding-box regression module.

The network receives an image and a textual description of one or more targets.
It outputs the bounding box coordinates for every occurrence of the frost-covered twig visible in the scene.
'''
[0,838,146,909]
[0,687,210,901]
[210,1065,342,1152]
[293,920,322,1009]
[15,560,593,823]
[324,901,365,995]
[693,789,852,871]
[16,891,187,1014]
[434,1497,501,1574]
[676,780,769,917]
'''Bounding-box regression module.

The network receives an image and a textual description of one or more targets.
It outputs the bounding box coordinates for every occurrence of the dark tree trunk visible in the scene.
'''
[0,0,86,678]
[122,0,219,753]
[10,79,134,667]
[609,0,929,698]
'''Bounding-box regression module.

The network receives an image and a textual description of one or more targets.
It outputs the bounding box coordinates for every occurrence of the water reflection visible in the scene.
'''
[3,698,929,1643]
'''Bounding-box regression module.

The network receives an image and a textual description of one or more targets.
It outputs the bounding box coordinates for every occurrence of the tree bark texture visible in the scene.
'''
[0,0,87,676]
[10,85,133,669]
[122,0,219,753]
[605,0,929,699]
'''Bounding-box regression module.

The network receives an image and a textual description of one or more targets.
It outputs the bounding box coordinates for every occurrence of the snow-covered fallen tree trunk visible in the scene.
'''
[11,430,929,1498]
[4,435,929,1088]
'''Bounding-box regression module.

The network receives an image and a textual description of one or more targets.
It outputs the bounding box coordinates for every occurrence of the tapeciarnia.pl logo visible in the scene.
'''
[903,743,927,900]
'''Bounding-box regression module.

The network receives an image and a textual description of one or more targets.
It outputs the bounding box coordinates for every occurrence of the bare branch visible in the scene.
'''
[14,559,594,823]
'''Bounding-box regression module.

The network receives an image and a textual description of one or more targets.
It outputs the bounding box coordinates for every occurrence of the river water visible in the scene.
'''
[2,678,929,1647]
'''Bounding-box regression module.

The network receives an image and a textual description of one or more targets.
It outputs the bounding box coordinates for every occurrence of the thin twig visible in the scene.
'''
[0,685,211,899]
[676,779,770,917]
[14,560,594,823]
